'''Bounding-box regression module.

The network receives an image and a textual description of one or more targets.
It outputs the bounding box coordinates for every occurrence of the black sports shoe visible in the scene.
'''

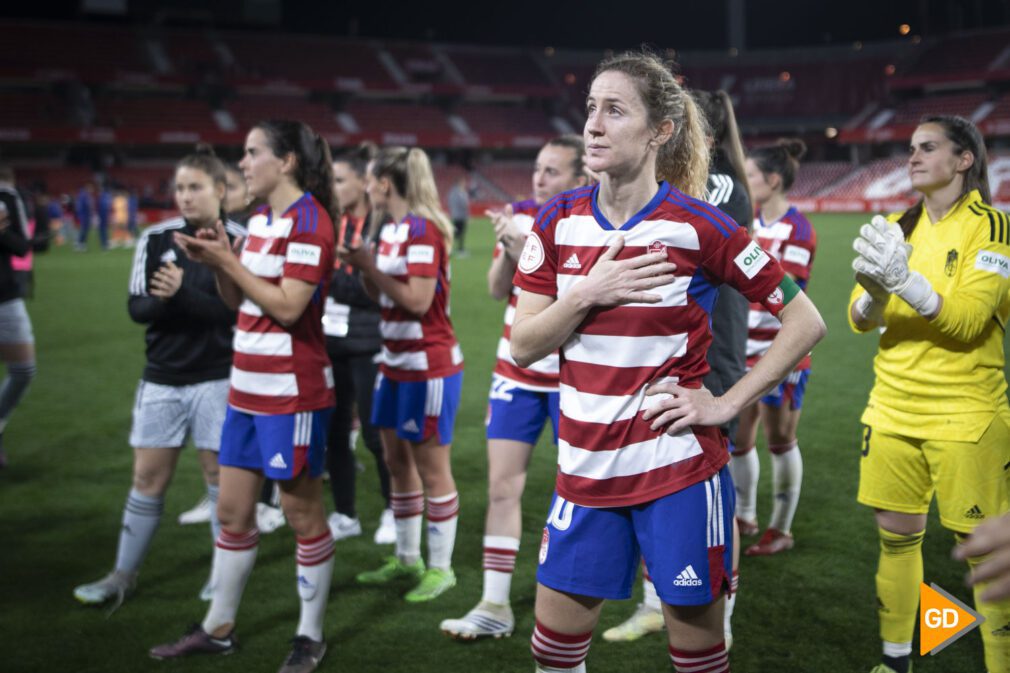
[278,635,326,673]
[149,624,236,659]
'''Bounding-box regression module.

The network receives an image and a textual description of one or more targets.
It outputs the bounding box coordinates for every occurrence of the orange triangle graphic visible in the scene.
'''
[920,583,985,656]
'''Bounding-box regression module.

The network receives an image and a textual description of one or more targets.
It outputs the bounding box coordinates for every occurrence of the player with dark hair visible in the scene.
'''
[73,145,245,607]
[324,142,394,544]
[850,115,1010,673]
[511,50,825,673]
[731,138,816,556]
[440,135,587,640]
[0,165,34,469]
[150,121,337,673]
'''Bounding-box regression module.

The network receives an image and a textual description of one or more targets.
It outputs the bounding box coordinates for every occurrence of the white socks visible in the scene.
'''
[426,492,459,571]
[729,447,759,523]
[769,442,802,533]
[482,535,519,605]
[203,528,259,635]
[295,532,335,642]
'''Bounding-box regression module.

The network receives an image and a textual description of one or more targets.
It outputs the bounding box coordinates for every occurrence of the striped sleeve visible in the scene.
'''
[128,230,152,296]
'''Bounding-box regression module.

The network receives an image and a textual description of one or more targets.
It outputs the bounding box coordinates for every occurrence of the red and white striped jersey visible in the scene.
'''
[376,214,463,382]
[493,199,560,391]
[230,193,336,414]
[514,182,787,508]
[746,206,816,369]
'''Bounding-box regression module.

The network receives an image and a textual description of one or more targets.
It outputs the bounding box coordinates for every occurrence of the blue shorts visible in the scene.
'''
[372,371,462,444]
[219,406,332,480]
[485,375,559,445]
[536,466,734,606]
[761,369,810,410]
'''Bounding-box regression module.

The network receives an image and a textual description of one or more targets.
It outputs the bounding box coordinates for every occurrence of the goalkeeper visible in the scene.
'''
[849,115,1010,673]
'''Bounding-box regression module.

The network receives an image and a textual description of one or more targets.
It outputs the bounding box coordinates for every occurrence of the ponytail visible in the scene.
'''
[749,138,806,192]
[254,119,339,238]
[594,50,710,198]
[371,146,455,251]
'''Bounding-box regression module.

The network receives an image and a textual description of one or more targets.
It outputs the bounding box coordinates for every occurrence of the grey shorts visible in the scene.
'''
[129,379,229,450]
[0,298,34,345]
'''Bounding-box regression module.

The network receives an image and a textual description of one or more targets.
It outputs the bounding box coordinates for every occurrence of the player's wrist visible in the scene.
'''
[894,271,940,318]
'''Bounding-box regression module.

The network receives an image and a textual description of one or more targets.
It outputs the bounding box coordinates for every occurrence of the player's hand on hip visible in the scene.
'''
[641,381,733,435]
[954,513,1010,602]
[578,236,677,307]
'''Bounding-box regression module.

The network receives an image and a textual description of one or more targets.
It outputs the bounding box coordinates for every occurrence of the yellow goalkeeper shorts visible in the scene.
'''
[857,413,1010,533]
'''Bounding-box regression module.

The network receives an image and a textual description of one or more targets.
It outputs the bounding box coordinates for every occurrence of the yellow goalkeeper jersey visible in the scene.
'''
[848,190,1010,441]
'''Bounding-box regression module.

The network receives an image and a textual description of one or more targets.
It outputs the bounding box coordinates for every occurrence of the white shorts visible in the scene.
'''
[0,298,34,345]
[129,379,229,450]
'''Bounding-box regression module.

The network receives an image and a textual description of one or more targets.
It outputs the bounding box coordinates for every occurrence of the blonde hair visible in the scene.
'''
[371,147,454,250]
[592,50,709,198]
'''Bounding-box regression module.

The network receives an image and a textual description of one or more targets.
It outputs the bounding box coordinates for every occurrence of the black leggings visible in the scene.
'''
[327,350,390,517]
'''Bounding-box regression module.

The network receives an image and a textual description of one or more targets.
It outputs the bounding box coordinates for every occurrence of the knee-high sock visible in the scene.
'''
[769,441,802,533]
[532,621,591,672]
[728,446,758,523]
[876,528,923,649]
[960,534,1010,673]
[295,532,335,642]
[203,528,259,635]
[391,491,423,565]
[0,360,35,431]
[670,643,729,672]
[206,483,221,545]
[724,570,739,637]
[114,489,164,575]
[482,535,519,605]
[426,492,459,570]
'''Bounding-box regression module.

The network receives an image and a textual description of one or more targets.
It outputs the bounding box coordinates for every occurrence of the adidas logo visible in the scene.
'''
[877,597,890,614]
[297,575,315,590]
[269,452,288,469]
[562,253,581,270]
[965,504,985,520]
[673,564,703,587]
[402,418,420,433]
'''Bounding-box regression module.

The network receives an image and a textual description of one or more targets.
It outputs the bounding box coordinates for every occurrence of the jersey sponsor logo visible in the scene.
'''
[539,527,550,564]
[783,244,811,267]
[160,249,177,264]
[734,241,770,279]
[975,250,1010,278]
[648,240,667,255]
[562,253,582,270]
[407,244,435,265]
[673,564,703,587]
[286,243,322,266]
[269,452,288,469]
[944,249,959,277]
[517,232,545,274]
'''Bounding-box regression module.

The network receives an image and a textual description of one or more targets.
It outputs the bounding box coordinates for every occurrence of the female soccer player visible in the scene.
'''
[73,146,244,608]
[511,51,825,673]
[731,138,816,556]
[324,143,394,544]
[150,121,337,673]
[440,135,587,640]
[603,89,753,648]
[338,147,463,603]
[0,166,35,469]
[849,115,1010,673]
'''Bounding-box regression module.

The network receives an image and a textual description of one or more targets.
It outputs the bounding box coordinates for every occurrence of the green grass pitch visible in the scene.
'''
[2,213,1006,672]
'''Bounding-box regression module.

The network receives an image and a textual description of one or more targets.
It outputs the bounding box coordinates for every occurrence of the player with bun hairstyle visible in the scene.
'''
[323,141,395,544]
[850,115,1010,673]
[440,135,587,640]
[603,89,753,648]
[150,121,337,673]
[511,50,825,672]
[74,145,246,608]
[339,146,464,603]
[730,138,816,557]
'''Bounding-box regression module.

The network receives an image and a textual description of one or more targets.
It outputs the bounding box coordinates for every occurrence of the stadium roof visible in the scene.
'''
[12,0,1010,51]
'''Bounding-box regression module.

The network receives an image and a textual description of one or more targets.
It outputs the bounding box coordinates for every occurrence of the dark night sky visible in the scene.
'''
[9,0,1010,51]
